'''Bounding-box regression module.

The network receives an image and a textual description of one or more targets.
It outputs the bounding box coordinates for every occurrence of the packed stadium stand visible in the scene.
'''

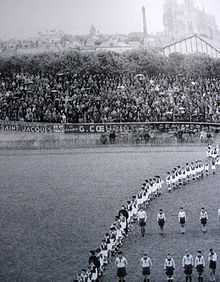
[0,71,220,124]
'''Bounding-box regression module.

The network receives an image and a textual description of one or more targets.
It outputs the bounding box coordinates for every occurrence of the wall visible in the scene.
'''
[0,131,214,150]
[0,121,218,149]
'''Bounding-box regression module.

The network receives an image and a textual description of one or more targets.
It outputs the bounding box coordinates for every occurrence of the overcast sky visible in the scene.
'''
[0,0,219,39]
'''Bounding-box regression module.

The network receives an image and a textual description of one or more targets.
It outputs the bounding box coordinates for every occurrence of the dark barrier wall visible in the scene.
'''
[0,121,219,149]
[1,121,220,134]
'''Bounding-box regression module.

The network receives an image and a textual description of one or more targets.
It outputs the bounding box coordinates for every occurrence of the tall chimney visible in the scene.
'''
[142,6,147,37]
[142,6,148,48]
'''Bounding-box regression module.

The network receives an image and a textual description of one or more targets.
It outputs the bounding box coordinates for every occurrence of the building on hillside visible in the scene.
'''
[163,0,220,42]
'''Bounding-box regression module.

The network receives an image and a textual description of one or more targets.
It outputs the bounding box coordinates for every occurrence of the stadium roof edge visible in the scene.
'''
[163,33,220,55]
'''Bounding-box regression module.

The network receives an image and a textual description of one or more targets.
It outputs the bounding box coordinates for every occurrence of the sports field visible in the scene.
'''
[0,146,219,281]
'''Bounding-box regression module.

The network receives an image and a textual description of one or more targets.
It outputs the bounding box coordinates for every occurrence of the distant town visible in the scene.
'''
[1,0,220,55]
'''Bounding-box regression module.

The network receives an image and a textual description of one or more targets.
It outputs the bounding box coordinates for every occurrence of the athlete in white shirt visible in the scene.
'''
[191,162,196,181]
[211,159,216,175]
[195,250,205,282]
[216,155,220,166]
[166,172,172,192]
[200,208,208,233]
[141,253,152,282]
[75,269,88,282]
[87,260,98,282]
[207,144,212,158]
[182,250,193,282]
[182,167,187,185]
[157,209,166,235]
[164,254,175,282]
[200,162,204,178]
[137,208,147,237]
[115,251,128,282]
[171,170,177,190]
[208,248,217,282]
[185,163,191,183]
[156,176,162,196]
[205,162,209,176]
[178,207,186,234]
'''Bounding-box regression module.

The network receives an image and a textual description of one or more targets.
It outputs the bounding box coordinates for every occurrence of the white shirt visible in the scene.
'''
[90,267,98,280]
[178,211,186,222]
[164,258,175,269]
[208,252,217,262]
[200,211,208,219]
[115,257,128,268]
[182,254,193,267]
[138,210,147,221]
[141,257,152,268]
[157,213,166,221]
[195,256,205,267]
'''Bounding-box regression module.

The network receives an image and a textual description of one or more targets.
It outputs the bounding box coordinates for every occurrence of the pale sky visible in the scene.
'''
[0,0,219,40]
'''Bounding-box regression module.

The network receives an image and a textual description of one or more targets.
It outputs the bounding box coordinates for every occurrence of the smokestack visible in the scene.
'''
[142,6,148,48]
[142,6,147,36]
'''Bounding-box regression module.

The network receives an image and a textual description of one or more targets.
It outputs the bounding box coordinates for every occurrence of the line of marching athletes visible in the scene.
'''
[207,144,219,159]
[75,145,220,282]
[74,176,163,282]
[147,206,215,236]
[166,158,218,193]
[115,205,220,282]
[75,164,216,282]
[158,249,217,282]
[115,248,218,282]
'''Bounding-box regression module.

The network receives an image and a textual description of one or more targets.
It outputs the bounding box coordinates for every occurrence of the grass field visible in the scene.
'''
[0,146,218,282]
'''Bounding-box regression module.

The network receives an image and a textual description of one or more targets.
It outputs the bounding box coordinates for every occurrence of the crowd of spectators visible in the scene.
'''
[0,71,220,124]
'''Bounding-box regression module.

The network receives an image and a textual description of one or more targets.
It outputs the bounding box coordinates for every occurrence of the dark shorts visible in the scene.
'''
[201,218,207,225]
[117,267,127,278]
[166,267,174,277]
[139,219,146,227]
[158,219,165,227]
[180,217,185,224]
[142,267,150,276]
[184,265,193,275]
[196,265,204,274]
[209,261,216,270]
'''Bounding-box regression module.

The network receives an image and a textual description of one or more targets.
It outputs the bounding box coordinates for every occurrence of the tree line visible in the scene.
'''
[0,49,220,78]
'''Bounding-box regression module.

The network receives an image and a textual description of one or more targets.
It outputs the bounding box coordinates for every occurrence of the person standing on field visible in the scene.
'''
[118,206,129,235]
[208,249,217,282]
[137,207,147,237]
[140,253,152,282]
[178,207,186,234]
[115,251,128,282]
[157,209,166,235]
[182,250,193,282]
[200,208,208,233]
[164,253,175,282]
[195,250,205,282]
